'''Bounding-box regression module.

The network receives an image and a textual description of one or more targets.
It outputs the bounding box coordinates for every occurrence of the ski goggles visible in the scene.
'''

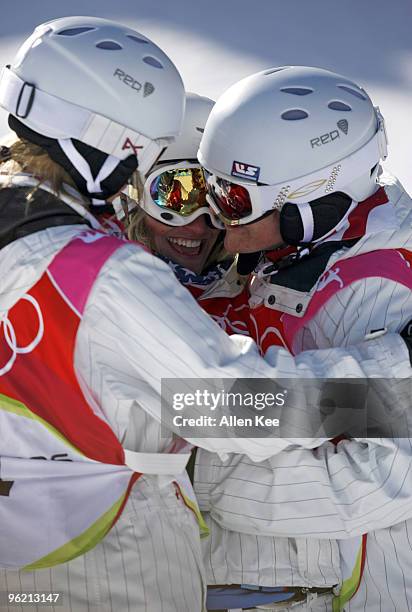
[140,162,223,228]
[203,169,288,226]
[202,112,388,227]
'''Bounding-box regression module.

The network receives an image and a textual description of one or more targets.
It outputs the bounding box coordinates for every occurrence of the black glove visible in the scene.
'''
[401,320,412,363]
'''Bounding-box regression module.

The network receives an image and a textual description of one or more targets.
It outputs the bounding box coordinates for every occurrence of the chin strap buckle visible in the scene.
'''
[256,248,310,279]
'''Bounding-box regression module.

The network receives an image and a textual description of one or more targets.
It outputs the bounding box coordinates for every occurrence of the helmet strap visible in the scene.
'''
[57,138,120,205]
[296,201,314,243]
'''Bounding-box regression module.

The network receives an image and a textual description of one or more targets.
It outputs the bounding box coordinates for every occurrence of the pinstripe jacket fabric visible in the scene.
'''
[194,175,412,611]
[0,175,410,611]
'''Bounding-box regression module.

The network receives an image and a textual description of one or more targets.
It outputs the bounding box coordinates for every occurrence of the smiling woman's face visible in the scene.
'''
[144,213,221,274]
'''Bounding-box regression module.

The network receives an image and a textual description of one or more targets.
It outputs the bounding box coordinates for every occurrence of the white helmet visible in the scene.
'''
[156,92,214,164]
[199,66,388,237]
[138,93,221,227]
[0,16,185,199]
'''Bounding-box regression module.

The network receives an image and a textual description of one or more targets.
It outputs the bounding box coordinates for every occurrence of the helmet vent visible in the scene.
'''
[328,101,352,111]
[337,85,367,100]
[196,127,205,133]
[56,27,96,37]
[143,56,164,69]
[281,87,313,96]
[264,67,289,75]
[127,34,149,44]
[96,41,122,50]
[281,109,309,120]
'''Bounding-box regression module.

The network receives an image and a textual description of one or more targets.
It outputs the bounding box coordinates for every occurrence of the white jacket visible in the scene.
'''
[194,175,412,610]
[0,175,410,611]
[0,178,408,463]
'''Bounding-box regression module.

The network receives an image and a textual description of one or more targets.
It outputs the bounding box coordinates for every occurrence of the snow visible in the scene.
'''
[0,0,411,191]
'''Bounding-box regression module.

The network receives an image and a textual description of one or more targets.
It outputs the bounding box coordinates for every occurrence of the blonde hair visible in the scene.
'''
[0,135,87,204]
[127,206,154,249]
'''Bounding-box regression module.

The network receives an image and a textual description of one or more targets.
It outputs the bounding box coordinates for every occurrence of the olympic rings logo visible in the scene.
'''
[0,294,44,376]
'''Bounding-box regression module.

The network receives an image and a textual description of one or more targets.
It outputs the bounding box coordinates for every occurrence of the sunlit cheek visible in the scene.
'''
[153,234,171,257]
[224,230,243,253]
[204,233,220,256]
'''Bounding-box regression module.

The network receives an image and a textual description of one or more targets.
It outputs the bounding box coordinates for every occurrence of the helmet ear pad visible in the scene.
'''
[9,115,137,200]
[279,191,352,246]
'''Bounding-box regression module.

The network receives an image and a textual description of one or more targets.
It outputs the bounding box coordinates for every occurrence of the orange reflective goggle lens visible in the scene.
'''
[150,167,207,216]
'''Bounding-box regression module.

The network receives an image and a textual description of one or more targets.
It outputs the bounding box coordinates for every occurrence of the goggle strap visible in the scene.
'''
[205,127,384,226]
[0,66,168,172]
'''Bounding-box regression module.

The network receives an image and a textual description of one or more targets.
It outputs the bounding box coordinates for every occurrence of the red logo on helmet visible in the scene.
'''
[122,138,143,156]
